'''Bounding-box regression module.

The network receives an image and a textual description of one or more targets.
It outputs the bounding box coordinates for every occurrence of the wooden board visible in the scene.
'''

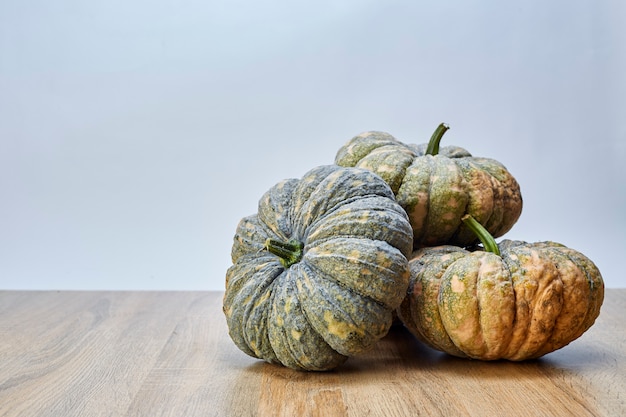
[0,290,624,416]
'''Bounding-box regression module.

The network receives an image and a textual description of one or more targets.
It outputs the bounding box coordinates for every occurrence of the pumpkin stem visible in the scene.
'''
[425,123,450,156]
[264,238,304,268]
[461,214,501,256]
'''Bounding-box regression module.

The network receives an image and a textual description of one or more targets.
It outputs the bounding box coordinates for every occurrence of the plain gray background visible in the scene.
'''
[1,0,624,290]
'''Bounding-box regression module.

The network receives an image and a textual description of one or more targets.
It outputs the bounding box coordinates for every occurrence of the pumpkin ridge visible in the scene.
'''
[302,193,402,241]
[418,156,468,246]
[292,167,396,239]
[475,253,516,359]
[304,237,409,308]
[506,246,563,360]
[410,248,468,356]
[267,273,317,370]
[242,271,281,361]
[548,243,603,295]
[351,144,416,194]
[257,178,299,241]
[296,261,391,356]
[265,272,303,368]
[302,250,395,310]
[531,243,604,353]
[437,145,473,158]
[231,215,270,263]
[304,198,413,259]
[287,165,342,229]
[225,255,283,360]
[526,245,586,358]
[468,158,522,238]
[395,158,431,244]
[437,255,485,357]
[267,269,348,370]
[334,131,404,167]
[481,166,507,235]
[563,246,604,336]
[502,248,531,360]
[450,159,494,245]
[420,156,435,244]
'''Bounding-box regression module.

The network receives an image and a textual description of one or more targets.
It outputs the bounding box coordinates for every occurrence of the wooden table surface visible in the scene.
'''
[0,290,624,417]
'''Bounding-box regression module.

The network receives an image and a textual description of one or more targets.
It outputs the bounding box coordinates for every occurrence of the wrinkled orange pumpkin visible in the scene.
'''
[397,215,604,360]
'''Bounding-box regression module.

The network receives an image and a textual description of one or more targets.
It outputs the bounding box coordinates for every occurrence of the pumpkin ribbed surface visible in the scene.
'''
[224,165,413,371]
[398,240,604,360]
[335,127,523,248]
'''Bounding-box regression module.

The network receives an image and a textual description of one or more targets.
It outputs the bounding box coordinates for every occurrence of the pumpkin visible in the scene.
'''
[223,165,414,371]
[335,124,523,248]
[397,214,604,361]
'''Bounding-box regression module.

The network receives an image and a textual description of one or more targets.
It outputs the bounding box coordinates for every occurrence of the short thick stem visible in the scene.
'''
[425,123,450,156]
[264,238,304,268]
[461,214,501,256]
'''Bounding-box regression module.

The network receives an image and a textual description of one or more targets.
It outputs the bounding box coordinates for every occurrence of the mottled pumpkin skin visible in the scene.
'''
[335,131,523,248]
[224,165,414,371]
[397,240,604,360]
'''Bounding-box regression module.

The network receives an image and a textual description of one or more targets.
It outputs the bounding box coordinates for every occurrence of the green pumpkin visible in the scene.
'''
[224,165,414,371]
[335,124,523,248]
[397,215,604,361]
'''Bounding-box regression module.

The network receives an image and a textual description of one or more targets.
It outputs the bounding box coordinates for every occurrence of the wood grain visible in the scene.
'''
[0,290,624,417]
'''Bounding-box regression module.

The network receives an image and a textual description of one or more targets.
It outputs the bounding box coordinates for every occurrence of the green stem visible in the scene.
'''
[425,123,450,156]
[264,238,304,268]
[461,214,501,256]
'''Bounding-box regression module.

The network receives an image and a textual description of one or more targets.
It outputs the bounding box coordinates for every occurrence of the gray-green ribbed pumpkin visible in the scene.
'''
[224,165,414,371]
[335,124,523,248]
[397,215,604,361]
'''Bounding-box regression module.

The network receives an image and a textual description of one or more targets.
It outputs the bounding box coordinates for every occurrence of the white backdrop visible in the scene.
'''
[1,1,624,290]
